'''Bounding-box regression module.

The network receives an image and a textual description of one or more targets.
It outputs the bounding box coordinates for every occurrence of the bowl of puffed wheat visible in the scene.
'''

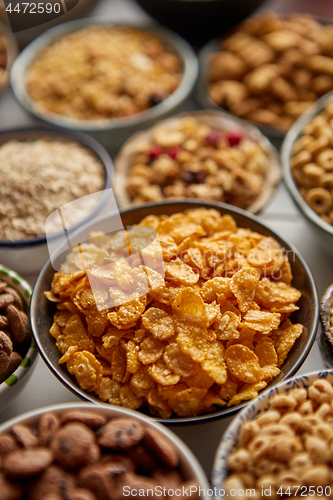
[30,200,318,423]
[0,125,112,275]
[212,369,333,499]
[11,19,198,153]
[197,11,333,139]
[281,91,333,257]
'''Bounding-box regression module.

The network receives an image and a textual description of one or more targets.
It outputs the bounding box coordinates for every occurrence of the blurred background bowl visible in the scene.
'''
[320,283,333,368]
[281,92,333,257]
[0,20,18,95]
[11,19,199,155]
[132,0,267,44]
[212,369,332,497]
[0,401,210,492]
[0,124,112,275]
[31,200,318,424]
[114,110,281,213]
[0,264,38,415]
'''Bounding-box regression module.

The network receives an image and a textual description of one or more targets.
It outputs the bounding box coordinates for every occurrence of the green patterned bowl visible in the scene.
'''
[0,264,38,414]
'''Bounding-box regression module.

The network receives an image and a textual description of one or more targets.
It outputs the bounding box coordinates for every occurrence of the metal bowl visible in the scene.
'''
[0,124,112,275]
[133,0,266,43]
[11,19,198,154]
[31,200,319,424]
[281,91,333,257]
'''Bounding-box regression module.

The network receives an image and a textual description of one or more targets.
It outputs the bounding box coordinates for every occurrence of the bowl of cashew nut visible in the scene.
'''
[281,91,333,257]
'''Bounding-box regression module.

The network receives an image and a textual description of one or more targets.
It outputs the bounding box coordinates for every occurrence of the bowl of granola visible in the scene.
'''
[0,125,112,275]
[197,11,333,139]
[31,201,318,423]
[212,370,333,499]
[0,402,209,499]
[0,264,38,415]
[11,20,198,153]
[114,110,281,212]
[281,92,333,257]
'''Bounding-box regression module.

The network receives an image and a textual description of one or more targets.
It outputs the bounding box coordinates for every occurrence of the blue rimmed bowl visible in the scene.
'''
[212,369,332,499]
[0,264,38,414]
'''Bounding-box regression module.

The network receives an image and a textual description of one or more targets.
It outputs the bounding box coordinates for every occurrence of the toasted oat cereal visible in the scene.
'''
[225,377,333,499]
[26,26,183,121]
[208,11,333,131]
[46,209,303,418]
[291,97,333,226]
[119,116,271,209]
[0,139,105,241]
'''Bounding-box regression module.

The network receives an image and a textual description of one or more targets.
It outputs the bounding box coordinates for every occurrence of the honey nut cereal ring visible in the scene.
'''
[303,114,327,136]
[305,187,333,214]
[305,136,330,156]
[302,163,325,184]
[317,149,333,170]
[320,172,333,190]
[292,135,313,156]
[291,150,312,170]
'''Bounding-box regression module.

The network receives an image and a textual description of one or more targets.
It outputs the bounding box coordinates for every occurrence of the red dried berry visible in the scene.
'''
[226,129,243,146]
[205,130,222,147]
[167,146,182,159]
[149,145,163,160]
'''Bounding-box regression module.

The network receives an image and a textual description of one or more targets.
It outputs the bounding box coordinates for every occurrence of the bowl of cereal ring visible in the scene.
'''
[212,369,333,498]
[0,124,112,275]
[197,11,333,140]
[0,264,38,415]
[114,110,281,212]
[0,402,209,498]
[281,91,333,256]
[11,19,198,154]
[31,201,318,423]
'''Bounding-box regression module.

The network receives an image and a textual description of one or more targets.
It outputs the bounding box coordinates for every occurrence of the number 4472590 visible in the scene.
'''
[277,486,331,496]
[5,3,61,14]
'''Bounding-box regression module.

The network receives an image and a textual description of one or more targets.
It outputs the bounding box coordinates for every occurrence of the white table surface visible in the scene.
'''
[0,0,333,482]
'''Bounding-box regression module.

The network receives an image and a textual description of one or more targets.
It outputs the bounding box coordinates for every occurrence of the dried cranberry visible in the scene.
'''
[226,129,243,146]
[167,146,182,159]
[181,171,196,184]
[205,130,222,147]
[195,172,207,184]
[149,145,163,160]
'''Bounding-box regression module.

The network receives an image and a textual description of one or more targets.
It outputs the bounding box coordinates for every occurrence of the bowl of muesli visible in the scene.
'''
[0,125,112,275]
[11,19,198,153]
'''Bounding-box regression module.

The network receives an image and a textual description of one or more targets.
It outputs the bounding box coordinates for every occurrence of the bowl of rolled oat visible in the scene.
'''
[197,11,333,140]
[0,125,112,275]
[0,402,209,499]
[114,110,281,212]
[31,201,318,423]
[212,369,333,500]
[281,91,333,256]
[11,19,198,153]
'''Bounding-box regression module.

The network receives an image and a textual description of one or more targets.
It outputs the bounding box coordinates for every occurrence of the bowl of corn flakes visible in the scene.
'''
[212,369,333,499]
[114,111,281,212]
[197,11,333,139]
[11,19,198,153]
[281,91,333,257]
[31,201,318,423]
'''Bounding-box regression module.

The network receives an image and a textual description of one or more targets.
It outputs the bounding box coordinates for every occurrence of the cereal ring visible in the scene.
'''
[303,163,325,184]
[143,428,179,468]
[320,172,333,190]
[60,410,107,429]
[51,423,97,469]
[317,149,333,170]
[97,418,144,450]
[305,187,333,214]
[4,448,53,479]
[291,150,312,170]
[0,331,12,375]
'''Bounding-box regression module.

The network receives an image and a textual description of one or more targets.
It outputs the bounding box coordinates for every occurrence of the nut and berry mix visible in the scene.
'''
[208,11,333,131]
[0,408,200,500]
[120,116,272,209]
[225,378,333,499]
[291,98,333,226]
[0,138,105,241]
[0,280,31,383]
[46,208,303,418]
[25,26,183,121]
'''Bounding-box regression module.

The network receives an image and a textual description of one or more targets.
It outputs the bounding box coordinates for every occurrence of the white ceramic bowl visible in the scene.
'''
[0,401,210,497]
[212,370,332,500]
[11,19,199,154]
[0,264,38,415]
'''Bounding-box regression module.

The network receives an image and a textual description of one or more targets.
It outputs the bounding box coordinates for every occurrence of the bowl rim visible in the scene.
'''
[281,90,333,238]
[113,109,281,214]
[0,264,38,396]
[31,200,319,424]
[0,401,210,492]
[211,368,333,499]
[11,18,199,132]
[0,123,113,248]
